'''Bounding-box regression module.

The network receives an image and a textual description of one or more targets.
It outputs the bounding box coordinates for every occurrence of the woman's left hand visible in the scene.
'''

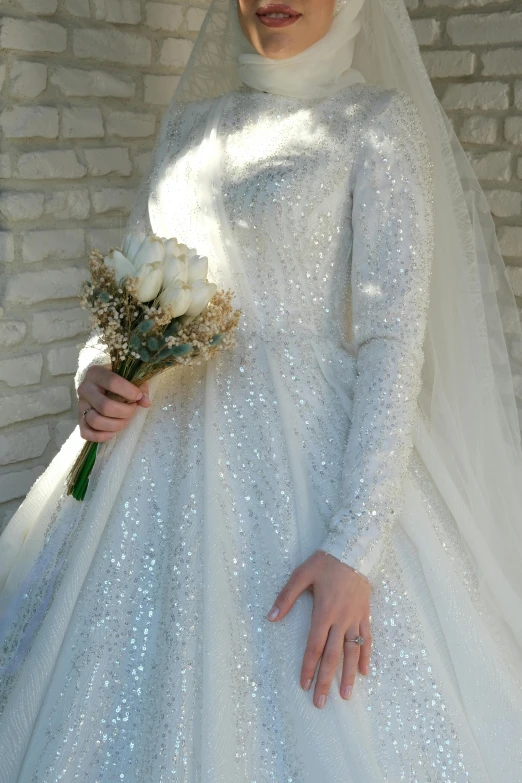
[266,549,372,709]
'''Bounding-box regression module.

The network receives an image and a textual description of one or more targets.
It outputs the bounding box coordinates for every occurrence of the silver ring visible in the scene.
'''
[345,635,364,646]
[82,406,93,419]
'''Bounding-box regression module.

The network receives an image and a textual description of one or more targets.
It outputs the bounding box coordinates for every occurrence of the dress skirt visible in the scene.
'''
[1,332,521,783]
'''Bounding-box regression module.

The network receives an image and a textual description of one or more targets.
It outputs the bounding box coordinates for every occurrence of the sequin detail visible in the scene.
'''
[317,90,435,579]
[1,83,521,783]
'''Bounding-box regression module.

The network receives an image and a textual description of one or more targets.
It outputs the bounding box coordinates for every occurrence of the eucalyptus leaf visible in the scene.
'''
[171,343,192,356]
[137,319,155,334]
[156,346,173,360]
[163,320,180,337]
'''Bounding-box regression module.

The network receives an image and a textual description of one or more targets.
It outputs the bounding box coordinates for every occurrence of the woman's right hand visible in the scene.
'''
[77,364,151,442]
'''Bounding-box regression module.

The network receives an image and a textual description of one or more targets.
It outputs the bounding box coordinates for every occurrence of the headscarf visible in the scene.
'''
[232,0,367,98]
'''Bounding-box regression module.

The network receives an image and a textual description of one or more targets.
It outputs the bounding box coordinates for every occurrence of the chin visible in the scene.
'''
[259,39,299,59]
[247,13,323,59]
[251,26,304,59]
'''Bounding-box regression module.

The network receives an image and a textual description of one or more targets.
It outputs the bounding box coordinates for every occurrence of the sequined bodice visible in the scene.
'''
[149,83,365,348]
[147,82,435,578]
[6,82,521,783]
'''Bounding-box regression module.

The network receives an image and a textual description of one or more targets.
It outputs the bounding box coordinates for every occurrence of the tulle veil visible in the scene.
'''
[124,0,522,678]
[1,0,522,688]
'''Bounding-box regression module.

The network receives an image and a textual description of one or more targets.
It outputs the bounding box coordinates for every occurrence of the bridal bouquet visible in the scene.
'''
[66,232,241,501]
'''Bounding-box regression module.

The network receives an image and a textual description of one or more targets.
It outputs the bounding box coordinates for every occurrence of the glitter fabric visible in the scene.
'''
[1,83,522,782]
[316,85,435,579]
[334,0,352,14]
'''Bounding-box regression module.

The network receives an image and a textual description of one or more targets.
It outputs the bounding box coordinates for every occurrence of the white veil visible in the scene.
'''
[2,3,522,773]
[125,0,522,679]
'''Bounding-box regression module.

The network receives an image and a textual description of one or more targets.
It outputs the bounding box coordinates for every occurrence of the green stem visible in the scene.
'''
[68,441,98,501]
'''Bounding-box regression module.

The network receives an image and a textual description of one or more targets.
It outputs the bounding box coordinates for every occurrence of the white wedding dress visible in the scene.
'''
[1,82,522,783]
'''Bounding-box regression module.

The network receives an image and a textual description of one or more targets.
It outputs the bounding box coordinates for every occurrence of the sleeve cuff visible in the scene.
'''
[317,519,391,580]
[74,333,111,396]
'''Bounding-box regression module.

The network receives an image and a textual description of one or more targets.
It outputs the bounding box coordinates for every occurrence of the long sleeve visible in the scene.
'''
[74,330,111,397]
[317,90,435,579]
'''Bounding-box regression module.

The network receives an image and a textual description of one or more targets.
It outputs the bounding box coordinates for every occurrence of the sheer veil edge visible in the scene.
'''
[133,0,522,678]
[2,0,522,685]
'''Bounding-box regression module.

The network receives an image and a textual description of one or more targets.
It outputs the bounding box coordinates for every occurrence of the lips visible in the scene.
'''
[256,4,302,17]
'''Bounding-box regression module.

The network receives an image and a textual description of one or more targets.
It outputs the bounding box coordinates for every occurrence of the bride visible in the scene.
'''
[1,0,522,780]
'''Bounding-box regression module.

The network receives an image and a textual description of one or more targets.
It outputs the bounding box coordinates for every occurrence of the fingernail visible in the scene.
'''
[136,392,143,401]
[303,679,312,691]
[317,694,326,709]
[266,606,279,621]
[342,685,353,700]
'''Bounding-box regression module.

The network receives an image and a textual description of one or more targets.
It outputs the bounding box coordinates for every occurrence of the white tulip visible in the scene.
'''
[135,261,164,302]
[184,279,217,317]
[163,238,183,259]
[104,249,135,283]
[132,235,165,270]
[186,254,209,284]
[164,238,188,284]
[176,241,194,260]
[170,241,194,262]
[159,280,192,317]
[163,254,188,287]
[121,231,146,262]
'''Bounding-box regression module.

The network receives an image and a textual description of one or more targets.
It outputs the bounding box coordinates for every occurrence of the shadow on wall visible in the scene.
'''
[0,1,208,531]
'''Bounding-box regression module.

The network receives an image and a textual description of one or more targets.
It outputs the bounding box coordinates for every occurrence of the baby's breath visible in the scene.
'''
[81,247,241,383]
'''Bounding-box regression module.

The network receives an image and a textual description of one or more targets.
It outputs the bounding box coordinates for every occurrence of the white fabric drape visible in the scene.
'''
[3,0,522,687]
[124,0,522,679]
[0,1,522,777]
[233,0,367,98]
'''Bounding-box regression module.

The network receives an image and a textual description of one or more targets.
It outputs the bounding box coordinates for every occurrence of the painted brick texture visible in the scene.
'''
[0,0,208,527]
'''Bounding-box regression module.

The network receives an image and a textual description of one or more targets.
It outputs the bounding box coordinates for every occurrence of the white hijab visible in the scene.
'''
[232,0,367,98]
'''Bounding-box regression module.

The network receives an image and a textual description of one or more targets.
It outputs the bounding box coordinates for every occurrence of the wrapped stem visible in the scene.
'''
[65,391,131,501]
[66,441,99,501]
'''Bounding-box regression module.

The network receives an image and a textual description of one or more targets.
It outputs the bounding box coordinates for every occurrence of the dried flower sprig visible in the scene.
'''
[66,234,241,501]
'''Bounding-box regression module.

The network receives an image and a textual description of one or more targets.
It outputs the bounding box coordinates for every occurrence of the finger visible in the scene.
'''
[78,401,117,442]
[78,395,130,429]
[266,564,310,622]
[77,363,111,398]
[101,371,147,403]
[136,380,151,408]
[340,627,361,700]
[300,601,330,694]
[91,367,146,404]
[79,422,117,443]
[313,624,344,709]
[81,386,138,420]
[82,405,130,433]
[358,618,372,676]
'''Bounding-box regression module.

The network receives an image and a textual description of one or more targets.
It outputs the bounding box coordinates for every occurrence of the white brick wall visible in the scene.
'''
[0,0,521,531]
[0,0,208,530]
[412,3,522,288]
